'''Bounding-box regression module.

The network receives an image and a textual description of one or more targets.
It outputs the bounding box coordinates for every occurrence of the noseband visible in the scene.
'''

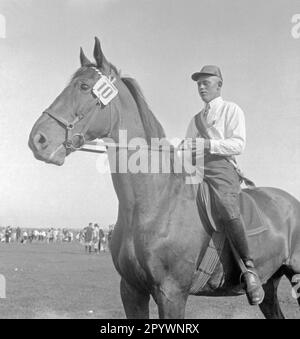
[43,67,117,152]
[44,111,87,151]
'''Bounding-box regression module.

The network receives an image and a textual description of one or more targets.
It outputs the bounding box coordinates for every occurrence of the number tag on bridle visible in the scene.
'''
[93,76,118,105]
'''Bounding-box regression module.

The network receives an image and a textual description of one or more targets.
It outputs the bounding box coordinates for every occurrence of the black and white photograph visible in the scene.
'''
[0,0,300,320]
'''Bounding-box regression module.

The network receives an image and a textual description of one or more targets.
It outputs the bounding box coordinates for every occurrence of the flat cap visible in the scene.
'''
[191,65,223,81]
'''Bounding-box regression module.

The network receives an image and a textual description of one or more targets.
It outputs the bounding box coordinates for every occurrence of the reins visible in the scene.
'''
[78,140,178,154]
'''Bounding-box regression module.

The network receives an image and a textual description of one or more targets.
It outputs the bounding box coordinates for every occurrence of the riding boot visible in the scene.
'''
[242,259,265,306]
[225,218,265,305]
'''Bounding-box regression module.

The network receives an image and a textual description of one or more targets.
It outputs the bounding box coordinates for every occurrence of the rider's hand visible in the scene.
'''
[177,139,210,165]
[188,139,210,156]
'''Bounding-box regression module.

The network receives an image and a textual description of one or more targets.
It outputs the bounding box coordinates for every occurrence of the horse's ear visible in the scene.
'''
[80,47,92,67]
[93,37,109,69]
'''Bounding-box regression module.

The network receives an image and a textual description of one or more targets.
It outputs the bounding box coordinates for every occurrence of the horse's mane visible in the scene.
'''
[121,77,166,144]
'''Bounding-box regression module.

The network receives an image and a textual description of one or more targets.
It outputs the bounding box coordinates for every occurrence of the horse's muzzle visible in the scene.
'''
[29,130,66,166]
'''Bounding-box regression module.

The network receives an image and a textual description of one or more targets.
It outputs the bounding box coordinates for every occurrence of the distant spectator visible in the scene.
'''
[108,225,114,242]
[93,224,100,253]
[99,227,105,252]
[22,231,28,244]
[84,223,94,254]
[29,230,34,243]
[11,230,17,242]
[16,227,22,242]
[5,226,12,243]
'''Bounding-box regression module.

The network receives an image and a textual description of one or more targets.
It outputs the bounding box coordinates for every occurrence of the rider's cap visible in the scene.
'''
[191,65,223,81]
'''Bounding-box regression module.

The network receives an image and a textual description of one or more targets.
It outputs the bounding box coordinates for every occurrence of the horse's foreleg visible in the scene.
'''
[120,278,150,319]
[259,271,285,319]
[154,282,188,319]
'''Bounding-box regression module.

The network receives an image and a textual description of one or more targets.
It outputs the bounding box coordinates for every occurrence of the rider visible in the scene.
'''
[184,65,264,305]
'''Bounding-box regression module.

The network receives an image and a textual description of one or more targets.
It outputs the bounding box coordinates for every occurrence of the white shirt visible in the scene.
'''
[185,96,246,157]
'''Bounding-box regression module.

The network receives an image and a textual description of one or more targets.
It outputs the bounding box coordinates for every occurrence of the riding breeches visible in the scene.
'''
[204,155,241,221]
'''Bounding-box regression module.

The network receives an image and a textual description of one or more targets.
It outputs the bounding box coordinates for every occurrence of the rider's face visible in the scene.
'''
[197,75,222,103]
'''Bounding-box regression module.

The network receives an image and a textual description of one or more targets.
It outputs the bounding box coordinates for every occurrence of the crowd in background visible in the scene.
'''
[0,224,115,253]
[0,226,74,244]
[80,223,115,254]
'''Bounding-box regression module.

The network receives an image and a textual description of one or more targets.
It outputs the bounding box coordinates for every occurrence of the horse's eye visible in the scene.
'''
[80,83,90,91]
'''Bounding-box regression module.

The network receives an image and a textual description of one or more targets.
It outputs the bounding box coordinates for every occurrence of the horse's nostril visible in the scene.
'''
[33,132,48,150]
[38,134,46,144]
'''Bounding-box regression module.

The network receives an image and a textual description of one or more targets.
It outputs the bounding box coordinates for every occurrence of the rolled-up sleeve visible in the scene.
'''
[210,104,246,156]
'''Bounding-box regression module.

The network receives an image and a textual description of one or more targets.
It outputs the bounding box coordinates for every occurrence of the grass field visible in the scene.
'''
[0,242,299,319]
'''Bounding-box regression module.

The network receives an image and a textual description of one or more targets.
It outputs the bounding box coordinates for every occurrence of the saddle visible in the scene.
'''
[197,181,269,236]
[190,181,271,294]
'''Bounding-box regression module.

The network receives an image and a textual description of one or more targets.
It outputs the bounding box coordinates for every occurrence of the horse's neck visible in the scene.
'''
[107,82,173,218]
[109,88,146,142]
[107,81,198,231]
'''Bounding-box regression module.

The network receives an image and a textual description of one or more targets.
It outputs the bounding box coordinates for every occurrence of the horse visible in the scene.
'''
[28,37,300,319]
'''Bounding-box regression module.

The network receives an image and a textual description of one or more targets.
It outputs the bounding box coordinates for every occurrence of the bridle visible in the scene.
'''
[43,67,116,153]
[42,66,180,158]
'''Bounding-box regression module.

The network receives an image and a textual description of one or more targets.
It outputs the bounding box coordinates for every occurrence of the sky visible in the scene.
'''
[0,0,299,229]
